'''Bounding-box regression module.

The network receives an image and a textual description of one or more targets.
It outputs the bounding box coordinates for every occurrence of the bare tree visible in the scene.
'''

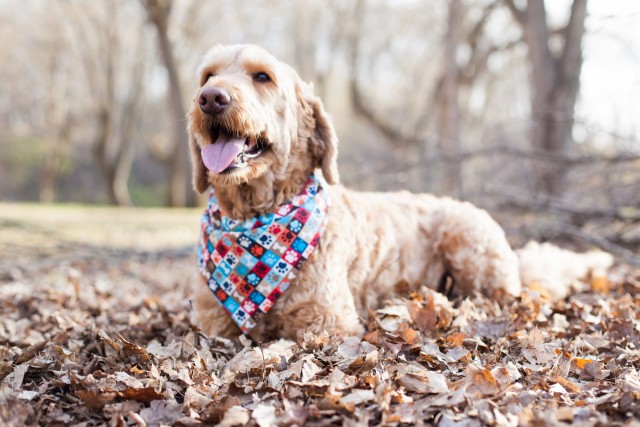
[63,0,149,206]
[438,0,463,197]
[142,0,193,207]
[38,10,74,203]
[504,0,588,196]
[346,0,418,145]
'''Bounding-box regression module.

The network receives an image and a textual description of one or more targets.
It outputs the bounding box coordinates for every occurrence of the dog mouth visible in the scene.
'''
[200,127,268,174]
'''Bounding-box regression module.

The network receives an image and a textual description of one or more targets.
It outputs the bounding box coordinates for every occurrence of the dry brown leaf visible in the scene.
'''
[119,387,164,403]
[316,393,355,413]
[116,333,151,363]
[556,377,581,393]
[97,329,122,352]
[75,389,117,410]
[0,362,13,381]
[581,360,609,380]
[408,299,437,334]
[344,350,378,375]
[467,367,500,396]
[446,332,465,347]
[572,357,595,370]
[591,275,610,293]
[399,328,421,345]
[200,397,243,424]
[14,340,47,364]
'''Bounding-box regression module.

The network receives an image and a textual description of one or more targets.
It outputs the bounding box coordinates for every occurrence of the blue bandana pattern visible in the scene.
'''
[197,174,329,333]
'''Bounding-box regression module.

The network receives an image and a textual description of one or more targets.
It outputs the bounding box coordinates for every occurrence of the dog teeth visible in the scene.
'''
[234,140,263,167]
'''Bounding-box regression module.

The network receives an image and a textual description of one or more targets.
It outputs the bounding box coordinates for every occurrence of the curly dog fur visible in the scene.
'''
[187,44,609,340]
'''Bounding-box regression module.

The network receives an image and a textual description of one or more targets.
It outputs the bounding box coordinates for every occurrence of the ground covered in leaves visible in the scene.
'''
[1,206,640,426]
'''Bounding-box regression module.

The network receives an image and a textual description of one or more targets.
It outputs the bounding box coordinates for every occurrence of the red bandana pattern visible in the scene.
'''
[197,175,329,334]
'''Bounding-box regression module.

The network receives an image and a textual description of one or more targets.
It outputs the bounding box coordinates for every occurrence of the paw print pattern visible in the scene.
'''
[246,273,260,286]
[274,261,292,275]
[291,238,308,254]
[225,253,239,267]
[259,234,275,247]
[283,249,301,265]
[289,219,303,233]
[237,235,252,248]
[260,251,279,267]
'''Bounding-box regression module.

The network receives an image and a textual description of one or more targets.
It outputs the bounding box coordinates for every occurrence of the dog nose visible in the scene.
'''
[199,86,231,114]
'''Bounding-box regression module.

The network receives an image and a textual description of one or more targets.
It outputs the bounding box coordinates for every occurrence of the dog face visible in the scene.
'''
[188,44,339,193]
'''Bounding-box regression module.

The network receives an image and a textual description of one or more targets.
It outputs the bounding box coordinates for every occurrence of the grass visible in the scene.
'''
[0,202,202,272]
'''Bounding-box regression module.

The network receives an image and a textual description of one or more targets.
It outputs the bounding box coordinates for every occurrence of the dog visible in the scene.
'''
[187,44,611,340]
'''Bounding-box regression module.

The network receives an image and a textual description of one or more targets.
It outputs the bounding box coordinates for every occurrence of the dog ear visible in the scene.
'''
[297,82,340,185]
[189,130,209,193]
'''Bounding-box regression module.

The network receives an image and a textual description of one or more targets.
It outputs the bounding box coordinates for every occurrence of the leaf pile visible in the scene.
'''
[1,255,640,426]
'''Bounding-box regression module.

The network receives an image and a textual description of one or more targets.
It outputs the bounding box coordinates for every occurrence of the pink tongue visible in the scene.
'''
[201,133,246,173]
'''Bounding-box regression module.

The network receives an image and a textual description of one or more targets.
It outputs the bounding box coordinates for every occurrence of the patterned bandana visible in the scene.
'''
[197,174,329,334]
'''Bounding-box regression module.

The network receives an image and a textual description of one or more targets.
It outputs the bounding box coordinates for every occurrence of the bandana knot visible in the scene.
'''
[197,174,329,333]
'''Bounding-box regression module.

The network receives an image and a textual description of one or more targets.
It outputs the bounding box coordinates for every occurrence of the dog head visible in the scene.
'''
[188,44,339,196]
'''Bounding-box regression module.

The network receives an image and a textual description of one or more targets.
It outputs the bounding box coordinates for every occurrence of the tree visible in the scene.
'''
[142,0,193,207]
[38,6,75,203]
[437,0,463,197]
[504,0,588,196]
[63,0,150,206]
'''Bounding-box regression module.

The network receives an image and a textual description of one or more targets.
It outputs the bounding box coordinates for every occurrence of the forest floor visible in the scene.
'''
[1,203,639,426]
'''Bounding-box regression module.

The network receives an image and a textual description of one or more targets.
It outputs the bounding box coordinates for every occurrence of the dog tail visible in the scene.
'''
[515,241,614,300]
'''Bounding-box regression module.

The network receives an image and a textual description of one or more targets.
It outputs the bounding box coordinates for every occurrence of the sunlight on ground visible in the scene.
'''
[0,203,202,267]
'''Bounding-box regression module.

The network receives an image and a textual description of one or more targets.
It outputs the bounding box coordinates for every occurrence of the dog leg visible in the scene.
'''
[273,269,364,339]
[190,277,242,339]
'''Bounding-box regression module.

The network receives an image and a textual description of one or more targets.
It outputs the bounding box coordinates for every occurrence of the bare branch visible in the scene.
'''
[558,0,587,81]
[503,0,526,25]
[346,0,415,145]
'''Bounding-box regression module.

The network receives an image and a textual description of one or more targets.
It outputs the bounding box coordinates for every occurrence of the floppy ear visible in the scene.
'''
[189,130,209,193]
[297,82,340,185]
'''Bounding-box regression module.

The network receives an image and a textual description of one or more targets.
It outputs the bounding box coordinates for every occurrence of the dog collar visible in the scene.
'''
[197,174,329,334]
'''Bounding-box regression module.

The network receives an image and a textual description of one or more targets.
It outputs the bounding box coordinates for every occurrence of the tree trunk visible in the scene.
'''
[142,0,193,207]
[39,40,72,203]
[94,107,119,205]
[438,0,463,197]
[39,123,70,203]
[111,27,149,207]
[93,3,119,205]
[506,0,588,196]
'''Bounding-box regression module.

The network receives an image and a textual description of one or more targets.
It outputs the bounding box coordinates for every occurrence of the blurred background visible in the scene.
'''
[0,0,639,261]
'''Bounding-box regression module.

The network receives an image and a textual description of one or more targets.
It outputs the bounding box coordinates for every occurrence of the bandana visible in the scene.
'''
[197,174,329,334]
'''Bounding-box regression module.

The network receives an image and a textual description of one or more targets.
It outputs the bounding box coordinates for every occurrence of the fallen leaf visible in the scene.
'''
[408,299,437,334]
[591,275,610,293]
[120,387,164,403]
[341,388,375,405]
[16,390,39,401]
[75,389,117,410]
[218,406,250,427]
[396,364,449,394]
[316,393,355,413]
[556,377,581,393]
[467,367,500,396]
[252,404,278,427]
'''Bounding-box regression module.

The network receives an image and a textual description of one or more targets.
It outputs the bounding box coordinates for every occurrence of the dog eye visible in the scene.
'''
[253,72,271,83]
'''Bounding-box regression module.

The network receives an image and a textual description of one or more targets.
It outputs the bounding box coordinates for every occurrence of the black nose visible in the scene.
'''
[199,86,231,114]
